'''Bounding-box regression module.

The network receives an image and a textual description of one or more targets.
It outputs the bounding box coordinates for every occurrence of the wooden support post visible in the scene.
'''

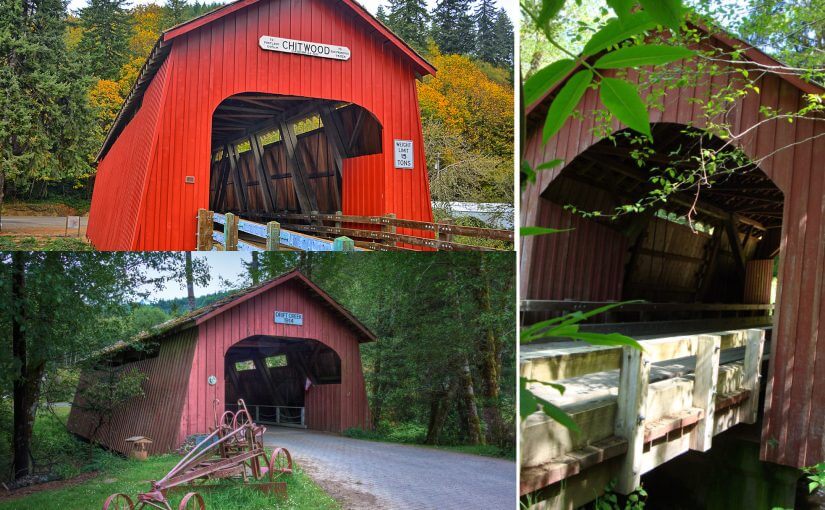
[333,236,355,252]
[382,213,397,247]
[224,212,239,251]
[318,105,346,211]
[214,146,231,211]
[334,210,342,231]
[266,221,280,251]
[227,144,249,212]
[279,120,319,214]
[436,218,454,250]
[197,209,213,251]
[614,346,650,494]
[742,329,766,424]
[249,133,277,213]
[725,215,747,279]
[690,334,721,452]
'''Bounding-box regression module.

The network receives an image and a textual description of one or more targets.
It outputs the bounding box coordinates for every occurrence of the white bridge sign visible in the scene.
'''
[259,36,351,61]
[275,311,304,326]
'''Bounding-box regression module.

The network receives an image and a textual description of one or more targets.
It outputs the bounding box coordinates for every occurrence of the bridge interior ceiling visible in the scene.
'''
[209,92,382,218]
[224,335,341,409]
[542,123,784,308]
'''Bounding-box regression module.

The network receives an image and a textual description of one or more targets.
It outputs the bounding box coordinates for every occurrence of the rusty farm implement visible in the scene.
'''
[102,400,293,509]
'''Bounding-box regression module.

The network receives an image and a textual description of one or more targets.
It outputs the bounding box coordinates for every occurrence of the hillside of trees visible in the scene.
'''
[0,0,514,211]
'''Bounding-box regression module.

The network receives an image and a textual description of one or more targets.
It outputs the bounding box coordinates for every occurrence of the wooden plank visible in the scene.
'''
[725,215,747,279]
[519,436,628,493]
[279,120,319,214]
[690,334,721,452]
[197,209,213,251]
[214,146,231,210]
[227,144,248,212]
[266,221,280,251]
[742,329,766,424]
[521,301,775,313]
[614,346,650,494]
[249,133,277,212]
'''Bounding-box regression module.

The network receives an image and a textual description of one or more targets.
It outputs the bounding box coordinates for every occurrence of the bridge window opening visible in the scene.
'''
[224,335,341,427]
[209,93,383,231]
[533,123,784,337]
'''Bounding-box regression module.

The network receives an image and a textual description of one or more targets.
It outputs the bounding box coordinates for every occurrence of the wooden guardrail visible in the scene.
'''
[231,210,513,251]
[520,327,767,505]
[195,209,366,252]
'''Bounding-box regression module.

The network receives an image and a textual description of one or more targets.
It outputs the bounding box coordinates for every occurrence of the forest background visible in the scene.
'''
[0,0,514,218]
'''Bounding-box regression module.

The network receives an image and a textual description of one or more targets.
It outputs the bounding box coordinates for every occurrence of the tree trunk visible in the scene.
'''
[425,379,457,445]
[459,356,483,445]
[477,259,506,446]
[12,252,32,479]
[250,252,260,284]
[371,340,384,429]
[0,170,5,232]
[185,252,195,311]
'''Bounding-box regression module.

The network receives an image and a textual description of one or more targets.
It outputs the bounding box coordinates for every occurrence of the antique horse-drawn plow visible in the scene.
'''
[102,400,293,509]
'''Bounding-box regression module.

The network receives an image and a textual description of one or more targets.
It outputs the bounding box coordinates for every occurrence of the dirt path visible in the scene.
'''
[265,428,515,510]
[0,216,88,237]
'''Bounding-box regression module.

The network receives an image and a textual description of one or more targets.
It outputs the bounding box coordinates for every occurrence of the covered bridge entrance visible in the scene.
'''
[520,22,825,509]
[68,270,375,455]
[87,0,435,250]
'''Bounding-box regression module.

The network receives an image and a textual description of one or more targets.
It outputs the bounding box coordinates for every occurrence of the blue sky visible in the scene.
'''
[67,0,518,21]
[139,252,251,301]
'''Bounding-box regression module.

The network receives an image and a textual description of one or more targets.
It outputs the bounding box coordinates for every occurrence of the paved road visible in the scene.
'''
[264,428,515,510]
[0,215,88,235]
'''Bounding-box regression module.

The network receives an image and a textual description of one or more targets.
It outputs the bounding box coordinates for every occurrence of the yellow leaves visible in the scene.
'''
[417,53,514,159]
[89,79,125,132]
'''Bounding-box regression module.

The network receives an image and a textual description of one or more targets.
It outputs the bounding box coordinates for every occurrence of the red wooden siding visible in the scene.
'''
[67,328,198,455]
[522,33,825,467]
[183,278,370,440]
[88,0,433,250]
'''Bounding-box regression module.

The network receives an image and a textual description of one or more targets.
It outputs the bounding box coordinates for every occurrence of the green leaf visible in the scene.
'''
[543,70,593,142]
[599,77,652,139]
[520,226,573,236]
[563,331,644,350]
[606,0,635,20]
[538,0,566,27]
[639,0,685,30]
[536,159,564,171]
[522,161,537,184]
[582,12,656,56]
[540,399,580,432]
[594,45,695,69]
[525,59,577,107]
[809,481,820,493]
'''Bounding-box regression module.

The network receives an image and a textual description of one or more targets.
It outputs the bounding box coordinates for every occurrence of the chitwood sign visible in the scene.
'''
[259,36,351,61]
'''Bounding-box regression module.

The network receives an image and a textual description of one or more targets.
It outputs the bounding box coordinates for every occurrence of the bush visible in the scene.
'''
[343,422,427,444]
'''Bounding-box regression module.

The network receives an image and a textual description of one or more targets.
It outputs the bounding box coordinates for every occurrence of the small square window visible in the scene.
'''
[235,360,255,371]
[265,355,287,368]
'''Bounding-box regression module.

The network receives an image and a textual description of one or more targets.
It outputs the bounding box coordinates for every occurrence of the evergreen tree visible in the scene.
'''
[384,0,429,51]
[166,0,187,27]
[0,0,97,212]
[491,8,513,68]
[431,0,475,55]
[78,0,132,80]
[376,4,388,23]
[474,0,497,64]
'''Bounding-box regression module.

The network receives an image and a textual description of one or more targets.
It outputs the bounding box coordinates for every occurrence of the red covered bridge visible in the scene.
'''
[68,270,374,455]
[87,0,435,250]
[520,23,825,509]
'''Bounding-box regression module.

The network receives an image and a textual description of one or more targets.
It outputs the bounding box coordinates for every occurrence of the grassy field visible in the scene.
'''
[1,198,91,216]
[0,236,92,250]
[0,407,338,510]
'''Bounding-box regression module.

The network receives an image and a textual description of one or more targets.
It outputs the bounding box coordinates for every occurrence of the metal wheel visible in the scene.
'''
[177,492,205,510]
[103,493,135,510]
[267,447,293,479]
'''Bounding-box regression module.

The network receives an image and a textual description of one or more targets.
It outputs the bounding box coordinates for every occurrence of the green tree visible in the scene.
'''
[491,8,514,68]
[165,0,187,27]
[431,0,475,55]
[474,0,497,64]
[0,0,97,213]
[77,0,133,80]
[384,0,429,51]
[738,0,825,70]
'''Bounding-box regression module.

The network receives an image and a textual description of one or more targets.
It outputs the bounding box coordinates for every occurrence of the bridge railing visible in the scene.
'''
[520,327,767,500]
[226,403,305,428]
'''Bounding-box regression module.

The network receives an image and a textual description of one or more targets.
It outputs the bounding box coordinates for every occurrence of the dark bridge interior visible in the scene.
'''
[209,92,382,218]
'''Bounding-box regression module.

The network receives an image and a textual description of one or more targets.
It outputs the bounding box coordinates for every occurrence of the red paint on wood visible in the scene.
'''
[88,0,433,250]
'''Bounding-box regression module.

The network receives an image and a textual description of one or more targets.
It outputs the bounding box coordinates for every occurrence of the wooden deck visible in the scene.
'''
[521,327,769,509]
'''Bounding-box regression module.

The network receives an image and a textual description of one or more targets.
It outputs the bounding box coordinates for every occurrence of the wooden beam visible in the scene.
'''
[226,144,248,212]
[725,214,747,278]
[690,334,721,452]
[742,329,766,424]
[348,108,365,152]
[697,223,724,300]
[614,345,650,494]
[279,120,319,214]
[318,105,346,211]
[214,146,231,210]
[249,133,277,213]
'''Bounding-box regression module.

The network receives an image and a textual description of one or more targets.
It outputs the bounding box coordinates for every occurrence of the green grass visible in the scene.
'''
[2,197,91,215]
[342,426,514,460]
[0,454,337,510]
[0,236,92,250]
[0,406,337,510]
